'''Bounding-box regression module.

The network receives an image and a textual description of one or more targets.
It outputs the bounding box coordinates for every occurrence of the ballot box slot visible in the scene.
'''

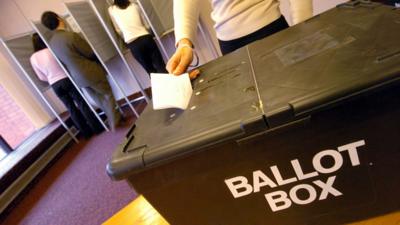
[196,84,217,93]
[207,70,240,83]
[195,64,243,86]
[192,62,245,94]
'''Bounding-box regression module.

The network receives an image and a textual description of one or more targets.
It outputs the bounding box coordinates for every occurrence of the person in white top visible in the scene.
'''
[167,0,313,76]
[108,0,167,75]
[30,33,104,138]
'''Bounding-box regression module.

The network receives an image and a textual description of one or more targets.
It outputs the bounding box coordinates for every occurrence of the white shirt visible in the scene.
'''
[174,0,313,42]
[108,3,150,44]
[30,48,67,85]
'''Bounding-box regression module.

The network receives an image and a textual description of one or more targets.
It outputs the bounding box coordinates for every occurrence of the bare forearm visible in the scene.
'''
[289,0,313,25]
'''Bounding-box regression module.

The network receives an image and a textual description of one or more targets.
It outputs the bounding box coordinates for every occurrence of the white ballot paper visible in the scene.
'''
[151,73,193,110]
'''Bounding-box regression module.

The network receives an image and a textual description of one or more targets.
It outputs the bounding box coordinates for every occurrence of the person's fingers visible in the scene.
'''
[173,48,193,75]
[173,61,189,75]
[166,53,180,74]
[189,69,200,80]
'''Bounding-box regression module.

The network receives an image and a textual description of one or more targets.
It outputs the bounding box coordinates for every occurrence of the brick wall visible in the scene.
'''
[0,84,36,149]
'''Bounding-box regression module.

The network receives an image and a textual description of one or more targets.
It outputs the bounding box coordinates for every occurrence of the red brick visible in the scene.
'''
[0,85,35,149]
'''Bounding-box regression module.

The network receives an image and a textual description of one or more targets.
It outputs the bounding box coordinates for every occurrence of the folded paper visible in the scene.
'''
[151,73,193,110]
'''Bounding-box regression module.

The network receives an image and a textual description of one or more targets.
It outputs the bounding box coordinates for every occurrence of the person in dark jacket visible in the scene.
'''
[41,11,122,131]
[30,33,103,138]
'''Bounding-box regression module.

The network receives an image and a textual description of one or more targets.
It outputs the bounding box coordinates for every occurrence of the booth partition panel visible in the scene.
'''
[31,21,109,131]
[137,0,172,58]
[1,36,79,142]
[139,0,174,38]
[66,2,117,63]
[90,0,150,102]
[5,35,50,92]
[65,1,148,117]
[93,0,126,52]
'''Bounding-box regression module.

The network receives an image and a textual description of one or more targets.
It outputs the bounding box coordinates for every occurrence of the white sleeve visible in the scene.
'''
[108,7,122,36]
[288,0,313,25]
[174,0,200,46]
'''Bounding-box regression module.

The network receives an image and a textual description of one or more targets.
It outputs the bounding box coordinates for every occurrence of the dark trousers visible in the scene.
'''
[218,16,289,55]
[52,78,103,137]
[127,34,167,74]
[82,80,121,131]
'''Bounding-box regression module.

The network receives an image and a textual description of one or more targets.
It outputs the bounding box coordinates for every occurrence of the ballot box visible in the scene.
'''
[107,3,400,225]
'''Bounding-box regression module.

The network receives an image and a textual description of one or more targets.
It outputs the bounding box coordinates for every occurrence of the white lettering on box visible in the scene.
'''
[313,150,343,174]
[270,165,298,186]
[291,159,319,180]
[224,140,366,212]
[338,140,365,166]
[224,176,253,198]
[313,176,342,200]
[253,170,277,193]
[265,191,292,212]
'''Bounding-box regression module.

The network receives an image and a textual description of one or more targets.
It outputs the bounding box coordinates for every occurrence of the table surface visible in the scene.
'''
[103,195,400,225]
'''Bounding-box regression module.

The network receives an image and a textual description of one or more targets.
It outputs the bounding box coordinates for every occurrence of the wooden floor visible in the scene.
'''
[103,196,400,225]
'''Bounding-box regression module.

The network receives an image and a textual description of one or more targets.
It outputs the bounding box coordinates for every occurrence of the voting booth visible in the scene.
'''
[0,34,79,142]
[88,0,151,102]
[93,0,219,83]
[136,0,172,58]
[64,1,149,118]
[31,21,109,131]
[107,3,400,225]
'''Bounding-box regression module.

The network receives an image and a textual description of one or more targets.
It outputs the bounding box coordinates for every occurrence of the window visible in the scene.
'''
[0,84,36,154]
[0,135,12,160]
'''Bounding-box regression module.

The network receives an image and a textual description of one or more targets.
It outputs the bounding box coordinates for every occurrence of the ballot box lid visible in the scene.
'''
[107,49,267,179]
[250,4,400,128]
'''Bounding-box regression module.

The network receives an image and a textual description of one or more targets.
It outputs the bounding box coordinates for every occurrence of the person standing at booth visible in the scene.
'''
[167,0,313,76]
[108,0,167,75]
[30,34,103,138]
[41,11,122,131]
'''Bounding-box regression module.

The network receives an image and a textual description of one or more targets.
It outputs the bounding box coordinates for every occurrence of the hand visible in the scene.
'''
[189,69,200,80]
[166,39,194,75]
